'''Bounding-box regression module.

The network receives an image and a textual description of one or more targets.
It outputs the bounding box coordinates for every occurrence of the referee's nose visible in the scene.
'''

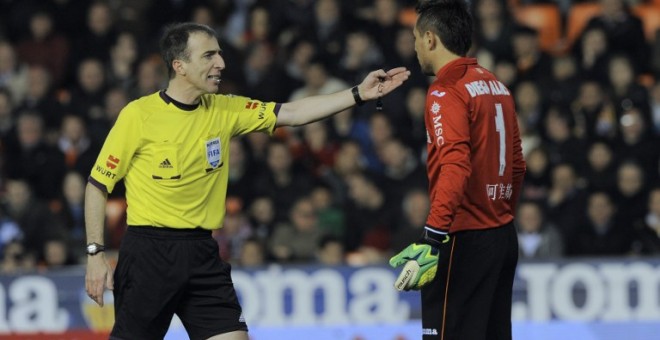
[214,53,225,70]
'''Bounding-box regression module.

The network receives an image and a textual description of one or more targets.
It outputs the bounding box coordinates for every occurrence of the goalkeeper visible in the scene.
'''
[389,1,526,339]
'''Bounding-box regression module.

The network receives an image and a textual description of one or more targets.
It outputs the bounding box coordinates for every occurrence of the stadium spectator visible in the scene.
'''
[569,191,632,256]
[574,27,610,84]
[247,196,277,240]
[213,200,253,263]
[650,81,660,135]
[0,87,15,141]
[298,121,340,176]
[4,179,64,258]
[516,200,564,259]
[522,147,551,201]
[631,187,660,255]
[16,10,69,87]
[309,183,344,238]
[511,25,553,86]
[227,138,257,205]
[545,163,587,240]
[316,234,345,266]
[607,55,650,121]
[0,240,36,274]
[107,31,139,91]
[472,0,515,61]
[269,197,325,263]
[580,0,648,73]
[344,172,395,252]
[4,112,65,200]
[51,171,87,262]
[584,141,618,193]
[57,115,99,176]
[514,81,544,133]
[321,139,367,205]
[67,58,107,122]
[614,161,648,224]
[378,137,427,209]
[390,188,429,253]
[572,80,617,140]
[238,236,267,268]
[0,41,28,104]
[16,64,64,137]
[70,1,117,66]
[542,106,587,172]
[253,140,314,223]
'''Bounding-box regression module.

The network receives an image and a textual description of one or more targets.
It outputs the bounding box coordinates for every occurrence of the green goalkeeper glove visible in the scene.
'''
[389,227,450,291]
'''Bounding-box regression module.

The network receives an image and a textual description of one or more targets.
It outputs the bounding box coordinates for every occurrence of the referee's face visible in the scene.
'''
[182,32,225,95]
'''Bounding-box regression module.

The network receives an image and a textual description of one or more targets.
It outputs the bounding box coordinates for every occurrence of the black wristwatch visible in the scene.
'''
[86,243,105,256]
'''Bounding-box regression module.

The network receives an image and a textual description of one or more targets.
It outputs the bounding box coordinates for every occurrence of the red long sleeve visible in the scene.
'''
[424,58,526,233]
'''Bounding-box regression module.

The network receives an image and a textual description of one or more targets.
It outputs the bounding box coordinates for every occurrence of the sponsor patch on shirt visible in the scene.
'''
[106,155,120,169]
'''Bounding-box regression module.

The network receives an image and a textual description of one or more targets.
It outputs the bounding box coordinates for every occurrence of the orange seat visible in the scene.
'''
[632,4,660,42]
[513,4,562,53]
[399,7,416,27]
[565,2,602,48]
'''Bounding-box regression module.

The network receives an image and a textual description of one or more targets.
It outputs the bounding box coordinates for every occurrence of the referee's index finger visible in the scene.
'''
[386,67,409,76]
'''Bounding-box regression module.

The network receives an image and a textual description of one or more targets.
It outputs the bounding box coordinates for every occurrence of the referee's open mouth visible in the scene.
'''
[207,74,222,85]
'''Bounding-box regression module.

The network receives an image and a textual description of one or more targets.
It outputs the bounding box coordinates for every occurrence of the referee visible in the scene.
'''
[84,23,410,340]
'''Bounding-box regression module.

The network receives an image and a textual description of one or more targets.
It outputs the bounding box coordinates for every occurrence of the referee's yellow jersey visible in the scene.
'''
[89,91,279,229]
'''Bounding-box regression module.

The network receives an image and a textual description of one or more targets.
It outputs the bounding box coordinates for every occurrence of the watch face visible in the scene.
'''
[87,243,102,254]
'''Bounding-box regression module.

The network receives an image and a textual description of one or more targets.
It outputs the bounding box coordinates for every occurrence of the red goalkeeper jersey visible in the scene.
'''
[424,58,526,233]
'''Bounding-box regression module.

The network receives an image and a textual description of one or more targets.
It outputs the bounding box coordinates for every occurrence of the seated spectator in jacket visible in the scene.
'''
[631,187,660,255]
[516,201,564,259]
[269,198,325,263]
[569,191,632,256]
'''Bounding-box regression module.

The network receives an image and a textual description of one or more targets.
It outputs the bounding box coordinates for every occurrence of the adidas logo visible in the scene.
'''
[159,159,173,168]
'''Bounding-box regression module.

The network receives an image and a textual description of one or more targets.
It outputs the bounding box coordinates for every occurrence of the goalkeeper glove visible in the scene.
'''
[389,227,450,291]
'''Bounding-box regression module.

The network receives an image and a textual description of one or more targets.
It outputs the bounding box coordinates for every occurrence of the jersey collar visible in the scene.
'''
[435,57,478,84]
[159,90,200,111]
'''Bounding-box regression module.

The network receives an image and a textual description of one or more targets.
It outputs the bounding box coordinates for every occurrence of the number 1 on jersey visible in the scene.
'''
[494,103,506,176]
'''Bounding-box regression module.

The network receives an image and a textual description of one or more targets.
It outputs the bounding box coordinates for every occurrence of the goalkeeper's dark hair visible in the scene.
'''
[160,23,218,79]
[415,0,473,56]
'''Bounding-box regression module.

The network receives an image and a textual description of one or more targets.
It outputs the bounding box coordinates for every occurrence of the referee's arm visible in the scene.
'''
[85,182,114,306]
[276,67,410,127]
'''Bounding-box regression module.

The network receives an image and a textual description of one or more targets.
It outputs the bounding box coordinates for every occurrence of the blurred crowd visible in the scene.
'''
[0,0,660,274]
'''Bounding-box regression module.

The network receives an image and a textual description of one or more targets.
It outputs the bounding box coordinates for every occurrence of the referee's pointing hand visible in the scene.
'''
[356,67,411,101]
[86,254,114,306]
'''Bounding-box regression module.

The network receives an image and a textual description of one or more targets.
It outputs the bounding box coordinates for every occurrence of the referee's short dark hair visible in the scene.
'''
[160,23,217,79]
[415,0,473,56]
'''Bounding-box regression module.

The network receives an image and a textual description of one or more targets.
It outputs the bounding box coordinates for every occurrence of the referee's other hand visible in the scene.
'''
[85,254,114,306]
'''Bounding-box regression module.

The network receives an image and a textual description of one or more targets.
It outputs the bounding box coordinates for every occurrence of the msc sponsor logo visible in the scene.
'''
[430,101,444,146]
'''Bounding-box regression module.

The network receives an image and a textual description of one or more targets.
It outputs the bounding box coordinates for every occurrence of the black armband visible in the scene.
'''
[420,226,450,248]
[351,86,365,106]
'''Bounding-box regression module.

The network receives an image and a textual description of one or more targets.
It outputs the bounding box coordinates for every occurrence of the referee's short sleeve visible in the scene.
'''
[224,96,279,136]
[89,105,142,193]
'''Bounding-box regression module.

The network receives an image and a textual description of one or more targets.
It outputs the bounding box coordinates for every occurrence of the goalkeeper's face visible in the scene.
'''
[178,32,225,95]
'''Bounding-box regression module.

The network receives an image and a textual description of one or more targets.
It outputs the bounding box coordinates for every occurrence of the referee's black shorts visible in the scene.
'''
[421,221,518,340]
[110,226,247,340]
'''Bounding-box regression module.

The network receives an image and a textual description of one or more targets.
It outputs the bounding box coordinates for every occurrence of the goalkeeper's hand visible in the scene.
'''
[389,227,450,291]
